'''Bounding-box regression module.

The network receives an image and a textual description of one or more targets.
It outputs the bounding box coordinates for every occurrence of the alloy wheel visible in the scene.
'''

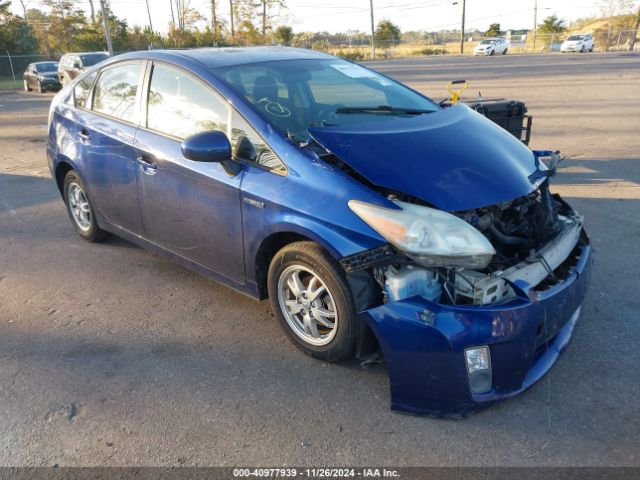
[67,182,92,232]
[277,264,338,346]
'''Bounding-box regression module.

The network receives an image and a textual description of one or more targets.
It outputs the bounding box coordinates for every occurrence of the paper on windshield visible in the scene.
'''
[330,64,392,86]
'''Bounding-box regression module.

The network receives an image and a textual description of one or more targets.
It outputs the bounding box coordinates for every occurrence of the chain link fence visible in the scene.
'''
[299,30,639,60]
[1,29,637,85]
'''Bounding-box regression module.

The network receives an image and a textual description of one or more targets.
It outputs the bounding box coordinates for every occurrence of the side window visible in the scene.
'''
[92,62,141,123]
[74,71,97,109]
[146,63,229,140]
[230,111,286,174]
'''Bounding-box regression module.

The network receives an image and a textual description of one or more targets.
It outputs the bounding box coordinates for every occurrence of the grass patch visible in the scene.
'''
[0,78,22,91]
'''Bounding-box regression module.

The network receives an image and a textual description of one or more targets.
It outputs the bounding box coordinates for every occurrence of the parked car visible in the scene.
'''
[473,38,509,56]
[561,34,594,53]
[23,61,61,93]
[47,48,592,416]
[58,52,109,86]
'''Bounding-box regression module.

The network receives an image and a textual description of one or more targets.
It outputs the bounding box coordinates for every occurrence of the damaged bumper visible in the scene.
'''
[360,232,592,416]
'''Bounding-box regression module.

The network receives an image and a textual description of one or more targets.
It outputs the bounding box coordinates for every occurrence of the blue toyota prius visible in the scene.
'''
[47,47,591,416]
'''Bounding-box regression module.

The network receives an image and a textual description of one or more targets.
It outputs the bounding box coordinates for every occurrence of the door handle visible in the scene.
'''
[136,155,158,175]
[78,129,90,142]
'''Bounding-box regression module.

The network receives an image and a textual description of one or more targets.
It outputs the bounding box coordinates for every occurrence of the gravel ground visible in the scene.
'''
[0,52,639,467]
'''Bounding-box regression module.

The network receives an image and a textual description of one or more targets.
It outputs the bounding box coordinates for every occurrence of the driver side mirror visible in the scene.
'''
[181,130,231,163]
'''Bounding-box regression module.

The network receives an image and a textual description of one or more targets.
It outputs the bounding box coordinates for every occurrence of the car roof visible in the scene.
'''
[33,61,58,65]
[115,47,334,69]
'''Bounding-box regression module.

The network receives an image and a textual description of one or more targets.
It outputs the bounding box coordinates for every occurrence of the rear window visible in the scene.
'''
[81,53,109,67]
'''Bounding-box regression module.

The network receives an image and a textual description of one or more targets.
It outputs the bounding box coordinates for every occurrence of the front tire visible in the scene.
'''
[267,241,357,362]
[63,171,108,242]
[490,49,495,56]
[37,80,44,93]
[23,80,31,92]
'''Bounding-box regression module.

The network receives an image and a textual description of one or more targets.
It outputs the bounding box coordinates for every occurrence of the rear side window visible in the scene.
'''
[146,63,229,140]
[74,71,97,109]
[92,63,141,123]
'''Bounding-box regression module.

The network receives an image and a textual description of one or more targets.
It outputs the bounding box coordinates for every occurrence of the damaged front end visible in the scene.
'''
[341,183,592,416]
[310,105,592,415]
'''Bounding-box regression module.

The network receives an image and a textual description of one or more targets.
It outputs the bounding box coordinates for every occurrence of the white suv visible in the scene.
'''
[473,38,509,56]
[561,34,594,53]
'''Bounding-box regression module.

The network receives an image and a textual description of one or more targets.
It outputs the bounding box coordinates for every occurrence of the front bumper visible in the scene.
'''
[360,232,592,416]
[474,49,492,56]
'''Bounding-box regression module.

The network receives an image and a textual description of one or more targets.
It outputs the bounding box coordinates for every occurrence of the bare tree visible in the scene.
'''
[17,0,28,19]
[229,0,234,36]
[87,0,96,24]
[210,0,218,40]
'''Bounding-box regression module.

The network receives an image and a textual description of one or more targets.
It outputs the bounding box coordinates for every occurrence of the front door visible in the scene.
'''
[134,62,245,281]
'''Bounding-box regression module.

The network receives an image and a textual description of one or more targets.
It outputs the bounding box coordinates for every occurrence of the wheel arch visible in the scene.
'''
[54,160,75,196]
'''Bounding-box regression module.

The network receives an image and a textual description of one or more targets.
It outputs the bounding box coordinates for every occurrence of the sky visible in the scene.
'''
[13,0,614,34]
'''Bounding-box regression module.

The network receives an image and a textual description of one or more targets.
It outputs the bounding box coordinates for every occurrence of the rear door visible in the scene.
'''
[77,60,145,236]
[133,62,245,281]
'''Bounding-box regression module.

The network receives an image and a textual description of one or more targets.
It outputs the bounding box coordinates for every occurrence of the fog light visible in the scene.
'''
[465,346,492,394]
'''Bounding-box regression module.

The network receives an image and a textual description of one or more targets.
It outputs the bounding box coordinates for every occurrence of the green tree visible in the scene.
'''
[374,19,400,47]
[0,1,38,53]
[273,25,292,45]
[485,23,501,37]
[537,15,566,34]
[41,0,90,53]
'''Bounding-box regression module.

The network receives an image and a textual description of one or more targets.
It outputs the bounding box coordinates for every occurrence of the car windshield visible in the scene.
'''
[35,63,58,72]
[567,35,584,41]
[80,53,109,66]
[480,39,496,45]
[212,58,439,143]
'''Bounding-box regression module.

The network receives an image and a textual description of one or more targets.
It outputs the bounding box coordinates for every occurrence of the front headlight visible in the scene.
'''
[348,200,495,268]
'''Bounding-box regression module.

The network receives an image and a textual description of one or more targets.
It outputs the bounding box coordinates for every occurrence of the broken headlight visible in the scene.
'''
[348,200,495,269]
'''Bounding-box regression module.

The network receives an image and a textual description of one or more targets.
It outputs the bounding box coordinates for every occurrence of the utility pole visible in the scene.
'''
[229,0,235,36]
[145,0,154,33]
[99,0,113,56]
[369,0,375,60]
[532,0,538,52]
[459,0,466,54]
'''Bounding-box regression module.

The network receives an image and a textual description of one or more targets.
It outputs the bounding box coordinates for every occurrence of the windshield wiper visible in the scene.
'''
[334,105,434,115]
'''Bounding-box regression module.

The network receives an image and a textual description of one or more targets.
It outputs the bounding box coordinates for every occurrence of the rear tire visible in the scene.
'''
[63,171,108,242]
[267,241,357,362]
[502,48,508,55]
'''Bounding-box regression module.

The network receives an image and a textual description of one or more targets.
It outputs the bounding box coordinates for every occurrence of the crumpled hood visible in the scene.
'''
[309,104,543,212]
